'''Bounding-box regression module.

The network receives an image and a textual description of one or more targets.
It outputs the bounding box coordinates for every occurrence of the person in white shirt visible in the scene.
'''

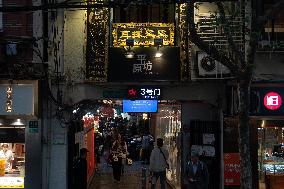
[0,143,14,171]
[149,138,169,189]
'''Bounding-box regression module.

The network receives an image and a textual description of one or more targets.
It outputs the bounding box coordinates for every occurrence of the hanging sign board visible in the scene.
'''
[250,87,284,116]
[112,23,175,47]
[108,47,180,82]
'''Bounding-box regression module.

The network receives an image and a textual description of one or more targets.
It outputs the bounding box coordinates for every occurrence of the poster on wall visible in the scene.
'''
[191,145,215,157]
[203,133,215,145]
[0,143,25,188]
[224,153,240,186]
[202,146,215,157]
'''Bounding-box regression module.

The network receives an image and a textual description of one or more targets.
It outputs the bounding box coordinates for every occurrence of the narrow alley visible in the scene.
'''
[88,160,172,189]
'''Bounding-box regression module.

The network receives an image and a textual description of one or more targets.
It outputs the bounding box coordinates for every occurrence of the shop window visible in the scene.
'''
[0,143,25,188]
[155,104,181,188]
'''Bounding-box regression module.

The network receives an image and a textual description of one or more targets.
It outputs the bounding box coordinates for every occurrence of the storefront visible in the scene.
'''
[223,85,284,189]
[153,102,182,189]
[258,120,284,189]
[0,80,41,189]
[73,114,96,185]
[0,126,25,188]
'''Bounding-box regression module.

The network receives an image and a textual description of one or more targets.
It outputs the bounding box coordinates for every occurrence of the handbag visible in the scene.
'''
[159,148,169,169]
[127,158,133,165]
[113,155,118,162]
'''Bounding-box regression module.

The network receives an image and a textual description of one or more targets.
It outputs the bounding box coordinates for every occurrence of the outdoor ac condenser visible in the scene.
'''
[197,51,230,77]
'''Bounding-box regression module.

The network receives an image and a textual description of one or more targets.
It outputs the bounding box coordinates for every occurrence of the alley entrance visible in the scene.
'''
[88,158,172,189]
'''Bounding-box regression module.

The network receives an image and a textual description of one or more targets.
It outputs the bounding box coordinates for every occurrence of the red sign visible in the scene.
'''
[224,153,240,186]
[128,88,138,98]
[264,92,282,110]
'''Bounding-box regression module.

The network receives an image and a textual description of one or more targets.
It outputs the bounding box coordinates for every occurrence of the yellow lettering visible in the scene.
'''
[132,30,142,39]
[120,31,131,39]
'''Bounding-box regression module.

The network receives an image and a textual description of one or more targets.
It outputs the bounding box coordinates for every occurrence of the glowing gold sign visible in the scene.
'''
[112,23,175,47]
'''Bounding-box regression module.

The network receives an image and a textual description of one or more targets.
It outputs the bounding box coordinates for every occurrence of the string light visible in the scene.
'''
[87,0,109,81]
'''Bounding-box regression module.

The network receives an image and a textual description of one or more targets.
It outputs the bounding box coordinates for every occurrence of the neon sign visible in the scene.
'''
[127,87,161,99]
[112,23,175,47]
[264,91,282,110]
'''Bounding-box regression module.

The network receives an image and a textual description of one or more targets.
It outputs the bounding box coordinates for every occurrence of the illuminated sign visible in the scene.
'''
[250,88,284,116]
[264,92,282,110]
[112,23,175,47]
[0,177,24,188]
[127,87,161,99]
[108,47,180,82]
[123,100,158,113]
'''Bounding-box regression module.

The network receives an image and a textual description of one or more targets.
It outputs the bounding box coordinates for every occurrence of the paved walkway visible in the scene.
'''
[88,157,171,189]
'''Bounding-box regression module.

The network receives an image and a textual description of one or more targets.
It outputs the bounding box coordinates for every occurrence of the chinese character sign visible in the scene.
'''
[127,87,162,99]
[133,54,153,75]
[108,47,180,82]
[264,92,282,110]
[112,23,175,47]
[224,153,240,186]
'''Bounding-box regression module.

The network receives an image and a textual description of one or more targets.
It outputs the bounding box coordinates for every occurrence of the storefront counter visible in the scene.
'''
[264,161,284,189]
[266,174,284,189]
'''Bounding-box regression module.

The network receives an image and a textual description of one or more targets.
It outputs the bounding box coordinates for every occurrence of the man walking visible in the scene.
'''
[73,148,88,189]
[185,152,209,189]
[149,138,169,189]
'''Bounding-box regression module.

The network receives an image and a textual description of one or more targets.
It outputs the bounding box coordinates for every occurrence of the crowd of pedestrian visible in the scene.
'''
[73,115,210,189]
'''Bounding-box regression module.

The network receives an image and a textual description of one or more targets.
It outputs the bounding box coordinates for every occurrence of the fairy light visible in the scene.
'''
[87,0,109,81]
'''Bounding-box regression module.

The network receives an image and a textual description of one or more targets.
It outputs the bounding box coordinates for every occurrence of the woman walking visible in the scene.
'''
[111,134,128,183]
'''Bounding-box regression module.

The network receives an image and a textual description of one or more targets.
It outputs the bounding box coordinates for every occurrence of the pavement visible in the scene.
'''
[88,155,171,189]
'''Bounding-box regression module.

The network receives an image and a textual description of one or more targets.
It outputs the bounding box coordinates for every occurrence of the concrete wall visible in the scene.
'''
[32,0,43,63]
[25,119,42,189]
[63,10,86,83]
[42,102,67,189]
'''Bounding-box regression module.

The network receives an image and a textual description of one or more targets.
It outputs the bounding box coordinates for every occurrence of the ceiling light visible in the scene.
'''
[125,50,135,59]
[155,51,163,58]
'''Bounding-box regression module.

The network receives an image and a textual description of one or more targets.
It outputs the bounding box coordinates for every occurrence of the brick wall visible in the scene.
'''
[0,0,33,63]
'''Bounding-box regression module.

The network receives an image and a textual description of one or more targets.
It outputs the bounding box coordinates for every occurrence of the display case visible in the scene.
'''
[263,160,284,189]
[264,162,284,174]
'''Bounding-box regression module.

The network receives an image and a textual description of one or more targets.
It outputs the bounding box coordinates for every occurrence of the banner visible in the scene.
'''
[224,153,240,186]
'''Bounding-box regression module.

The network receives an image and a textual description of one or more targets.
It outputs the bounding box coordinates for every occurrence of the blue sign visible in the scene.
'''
[122,100,158,113]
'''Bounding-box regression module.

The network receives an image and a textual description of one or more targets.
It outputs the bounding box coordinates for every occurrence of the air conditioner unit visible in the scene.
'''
[197,51,230,77]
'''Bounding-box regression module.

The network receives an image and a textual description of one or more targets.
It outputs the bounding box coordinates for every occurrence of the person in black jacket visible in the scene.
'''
[185,152,209,189]
[74,148,88,189]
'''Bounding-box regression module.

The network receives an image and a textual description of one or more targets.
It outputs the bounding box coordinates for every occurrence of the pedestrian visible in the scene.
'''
[0,143,14,171]
[73,148,88,189]
[185,152,209,189]
[111,134,128,183]
[149,138,169,189]
[141,132,151,164]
